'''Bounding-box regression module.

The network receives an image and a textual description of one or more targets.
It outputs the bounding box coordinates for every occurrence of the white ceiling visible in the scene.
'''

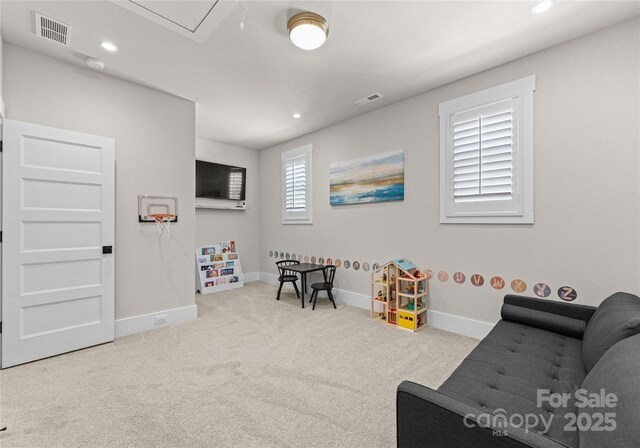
[128,1,217,32]
[2,1,638,149]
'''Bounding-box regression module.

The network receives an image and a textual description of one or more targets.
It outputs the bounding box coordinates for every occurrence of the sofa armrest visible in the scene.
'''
[504,295,596,322]
[397,381,570,448]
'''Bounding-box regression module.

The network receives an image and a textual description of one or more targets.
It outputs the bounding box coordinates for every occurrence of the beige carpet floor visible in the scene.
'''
[0,282,478,448]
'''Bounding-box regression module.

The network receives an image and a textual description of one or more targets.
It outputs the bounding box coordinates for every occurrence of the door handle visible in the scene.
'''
[102,246,113,254]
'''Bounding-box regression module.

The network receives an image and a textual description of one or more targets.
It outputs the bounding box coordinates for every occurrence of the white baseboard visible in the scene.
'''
[115,304,198,338]
[427,309,494,340]
[259,271,279,284]
[332,288,370,309]
[257,272,493,340]
[243,271,260,282]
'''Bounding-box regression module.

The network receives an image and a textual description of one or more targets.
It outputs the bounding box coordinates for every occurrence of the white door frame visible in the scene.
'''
[0,95,6,362]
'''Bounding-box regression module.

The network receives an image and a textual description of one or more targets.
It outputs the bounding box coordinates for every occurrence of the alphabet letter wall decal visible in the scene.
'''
[534,283,551,298]
[511,279,527,293]
[453,272,466,284]
[470,274,484,287]
[558,287,577,301]
[490,277,505,290]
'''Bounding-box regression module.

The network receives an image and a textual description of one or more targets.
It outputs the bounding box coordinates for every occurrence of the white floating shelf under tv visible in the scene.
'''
[196,198,247,210]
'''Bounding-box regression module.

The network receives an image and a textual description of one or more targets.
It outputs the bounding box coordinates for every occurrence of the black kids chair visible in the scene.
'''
[310,265,337,310]
[276,260,301,303]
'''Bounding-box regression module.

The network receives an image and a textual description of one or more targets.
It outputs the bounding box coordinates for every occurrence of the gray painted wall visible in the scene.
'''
[258,18,640,324]
[4,43,196,320]
[195,139,261,274]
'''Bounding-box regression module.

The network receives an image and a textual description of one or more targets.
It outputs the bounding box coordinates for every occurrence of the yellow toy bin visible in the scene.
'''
[397,311,416,330]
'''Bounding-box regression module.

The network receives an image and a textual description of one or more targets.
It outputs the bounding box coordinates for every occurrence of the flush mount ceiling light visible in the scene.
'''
[287,12,328,50]
[292,113,301,119]
[100,41,118,52]
[532,1,554,14]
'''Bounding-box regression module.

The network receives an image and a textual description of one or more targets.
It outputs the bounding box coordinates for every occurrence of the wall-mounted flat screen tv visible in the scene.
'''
[196,160,247,201]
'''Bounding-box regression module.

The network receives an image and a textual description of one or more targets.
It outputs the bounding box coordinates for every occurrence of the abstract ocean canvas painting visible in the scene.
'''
[330,150,404,205]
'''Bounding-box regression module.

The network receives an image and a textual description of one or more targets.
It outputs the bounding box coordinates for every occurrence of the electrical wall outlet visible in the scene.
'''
[154,314,168,325]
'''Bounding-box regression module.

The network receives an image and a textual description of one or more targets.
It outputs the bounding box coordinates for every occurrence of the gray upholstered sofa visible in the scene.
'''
[397,292,640,448]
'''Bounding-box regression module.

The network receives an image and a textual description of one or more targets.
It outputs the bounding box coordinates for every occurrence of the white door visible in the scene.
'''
[2,119,115,368]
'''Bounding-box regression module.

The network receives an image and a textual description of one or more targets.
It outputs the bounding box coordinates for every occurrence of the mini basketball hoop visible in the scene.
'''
[150,213,175,234]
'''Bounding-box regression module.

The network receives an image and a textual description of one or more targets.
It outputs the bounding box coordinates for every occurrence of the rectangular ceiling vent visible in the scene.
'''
[354,93,383,106]
[34,12,71,46]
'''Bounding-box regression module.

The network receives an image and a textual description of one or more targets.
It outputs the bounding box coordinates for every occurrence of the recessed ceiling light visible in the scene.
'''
[100,41,118,52]
[293,113,301,119]
[287,12,328,51]
[532,1,553,14]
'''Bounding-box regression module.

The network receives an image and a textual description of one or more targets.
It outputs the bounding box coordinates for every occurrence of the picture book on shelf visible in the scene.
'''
[221,241,237,253]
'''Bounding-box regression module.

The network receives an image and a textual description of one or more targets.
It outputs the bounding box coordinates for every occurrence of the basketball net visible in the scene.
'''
[150,214,175,234]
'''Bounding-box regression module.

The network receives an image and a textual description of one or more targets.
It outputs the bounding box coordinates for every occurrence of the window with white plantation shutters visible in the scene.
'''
[452,99,514,203]
[282,144,312,224]
[439,76,535,224]
[285,155,307,211]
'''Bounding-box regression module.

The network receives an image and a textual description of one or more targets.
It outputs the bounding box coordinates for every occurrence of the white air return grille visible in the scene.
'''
[354,93,383,106]
[35,12,70,46]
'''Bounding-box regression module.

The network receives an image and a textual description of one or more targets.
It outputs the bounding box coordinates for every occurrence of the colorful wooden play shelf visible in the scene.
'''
[371,259,428,332]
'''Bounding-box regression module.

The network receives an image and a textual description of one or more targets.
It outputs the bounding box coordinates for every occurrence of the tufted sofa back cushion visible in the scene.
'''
[582,292,640,372]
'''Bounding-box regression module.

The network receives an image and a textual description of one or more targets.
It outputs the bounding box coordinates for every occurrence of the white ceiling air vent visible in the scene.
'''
[34,12,71,46]
[354,93,383,106]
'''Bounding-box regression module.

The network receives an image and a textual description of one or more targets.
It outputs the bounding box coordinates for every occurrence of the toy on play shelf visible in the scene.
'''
[382,272,387,282]
[387,308,397,325]
[418,282,425,294]
[405,283,415,294]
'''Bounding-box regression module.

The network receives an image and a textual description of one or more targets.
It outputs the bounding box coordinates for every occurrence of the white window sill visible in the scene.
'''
[440,215,534,224]
[282,220,313,225]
